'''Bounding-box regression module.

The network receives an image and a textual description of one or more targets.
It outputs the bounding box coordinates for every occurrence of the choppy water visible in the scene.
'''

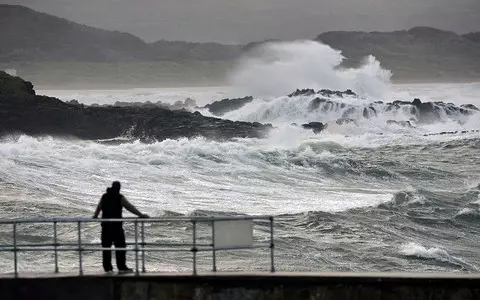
[1,81,479,274]
[1,41,480,274]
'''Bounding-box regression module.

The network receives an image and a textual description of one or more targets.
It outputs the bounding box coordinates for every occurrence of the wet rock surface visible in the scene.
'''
[0,73,271,142]
[202,96,254,116]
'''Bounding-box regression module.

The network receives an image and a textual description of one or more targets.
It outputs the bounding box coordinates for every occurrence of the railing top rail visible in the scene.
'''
[0,215,274,225]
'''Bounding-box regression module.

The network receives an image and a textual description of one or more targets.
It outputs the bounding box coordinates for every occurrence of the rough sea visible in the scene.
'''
[0,41,479,274]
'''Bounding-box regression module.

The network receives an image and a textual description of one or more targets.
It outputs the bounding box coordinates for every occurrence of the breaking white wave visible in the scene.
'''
[220,93,480,139]
[399,242,474,270]
[0,135,394,217]
[2,81,480,274]
[228,40,392,99]
[456,208,478,217]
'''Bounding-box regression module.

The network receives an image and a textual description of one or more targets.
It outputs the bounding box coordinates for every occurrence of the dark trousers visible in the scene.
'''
[101,224,127,271]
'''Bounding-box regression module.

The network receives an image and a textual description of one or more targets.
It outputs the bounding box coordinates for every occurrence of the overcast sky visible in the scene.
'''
[2,0,479,43]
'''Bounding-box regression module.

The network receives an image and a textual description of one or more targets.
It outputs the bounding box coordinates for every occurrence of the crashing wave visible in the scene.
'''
[202,89,479,136]
[399,242,475,270]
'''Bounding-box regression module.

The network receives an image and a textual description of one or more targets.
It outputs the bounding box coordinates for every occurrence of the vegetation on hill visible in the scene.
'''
[0,71,35,96]
[0,5,238,62]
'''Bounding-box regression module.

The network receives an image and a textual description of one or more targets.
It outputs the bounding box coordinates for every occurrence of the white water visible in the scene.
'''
[9,41,479,218]
[0,134,396,217]
[228,40,391,99]
[399,242,475,270]
[29,51,480,217]
[3,41,479,274]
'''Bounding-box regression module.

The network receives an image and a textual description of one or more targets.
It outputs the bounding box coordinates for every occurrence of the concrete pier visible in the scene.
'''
[1,272,480,300]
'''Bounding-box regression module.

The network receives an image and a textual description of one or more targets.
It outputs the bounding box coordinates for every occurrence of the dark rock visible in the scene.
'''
[0,71,35,96]
[362,107,377,119]
[112,98,198,111]
[318,89,357,98]
[345,89,356,96]
[461,104,479,111]
[301,122,327,134]
[67,99,81,106]
[411,98,441,123]
[412,98,422,106]
[308,97,327,111]
[203,96,254,116]
[289,89,357,98]
[0,76,271,142]
[393,100,411,105]
[288,89,316,97]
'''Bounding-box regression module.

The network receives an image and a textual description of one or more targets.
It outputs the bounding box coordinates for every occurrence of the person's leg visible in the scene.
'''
[101,226,114,272]
[113,226,128,270]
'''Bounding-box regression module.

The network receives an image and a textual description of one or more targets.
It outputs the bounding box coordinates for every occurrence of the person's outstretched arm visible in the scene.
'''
[121,197,149,218]
[92,197,103,218]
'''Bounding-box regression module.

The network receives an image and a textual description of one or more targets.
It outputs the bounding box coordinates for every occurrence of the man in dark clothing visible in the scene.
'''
[93,181,149,273]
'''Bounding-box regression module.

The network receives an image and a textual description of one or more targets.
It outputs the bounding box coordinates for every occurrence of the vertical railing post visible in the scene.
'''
[192,219,197,276]
[269,216,275,273]
[211,219,217,272]
[54,221,59,273]
[141,221,146,273]
[77,221,83,275]
[134,220,139,275]
[13,223,17,277]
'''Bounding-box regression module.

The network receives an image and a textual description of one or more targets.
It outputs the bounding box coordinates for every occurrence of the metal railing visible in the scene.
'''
[0,216,274,277]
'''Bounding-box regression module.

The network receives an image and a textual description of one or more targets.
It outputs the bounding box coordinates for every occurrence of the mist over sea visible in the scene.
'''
[1,41,479,274]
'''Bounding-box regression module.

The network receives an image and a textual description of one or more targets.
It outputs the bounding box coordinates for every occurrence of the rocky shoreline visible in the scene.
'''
[1,72,479,141]
[0,72,272,142]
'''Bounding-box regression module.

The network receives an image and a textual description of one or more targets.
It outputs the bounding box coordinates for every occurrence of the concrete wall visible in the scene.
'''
[1,272,480,300]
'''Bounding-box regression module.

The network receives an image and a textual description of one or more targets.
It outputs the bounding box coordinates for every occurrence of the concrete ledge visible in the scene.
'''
[1,272,480,300]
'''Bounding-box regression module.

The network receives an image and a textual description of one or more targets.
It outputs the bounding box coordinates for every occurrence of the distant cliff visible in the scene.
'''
[0,5,238,62]
[316,27,480,81]
[464,32,480,44]
[1,4,479,82]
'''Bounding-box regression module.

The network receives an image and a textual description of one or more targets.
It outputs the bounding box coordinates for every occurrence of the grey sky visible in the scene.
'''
[2,0,479,43]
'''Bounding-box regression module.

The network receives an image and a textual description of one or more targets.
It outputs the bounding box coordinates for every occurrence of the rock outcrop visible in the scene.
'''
[288,89,357,98]
[202,96,254,116]
[301,122,327,134]
[0,73,271,142]
[0,71,35,96]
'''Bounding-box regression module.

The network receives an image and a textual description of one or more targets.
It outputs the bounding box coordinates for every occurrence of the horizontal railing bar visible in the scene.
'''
[0,247,207,252]
[0,242,212,248]
[128,248,194,252]
[210,245,270,251]
[0,244,271,252]
[0,216,272,224]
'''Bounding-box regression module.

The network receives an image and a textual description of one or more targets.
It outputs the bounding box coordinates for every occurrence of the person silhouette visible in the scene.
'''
[93,181,149,273]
